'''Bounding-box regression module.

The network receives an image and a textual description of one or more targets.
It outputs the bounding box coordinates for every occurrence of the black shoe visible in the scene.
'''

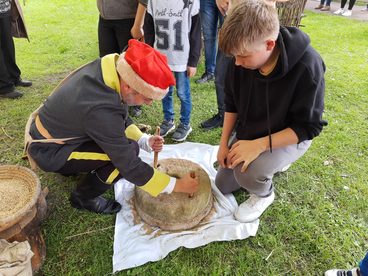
[14,78,32,87]
[0,90,23,99]
[70,192,122,214]
[200,113,224,130]
[130,106,142,117]
[195,72,215,84]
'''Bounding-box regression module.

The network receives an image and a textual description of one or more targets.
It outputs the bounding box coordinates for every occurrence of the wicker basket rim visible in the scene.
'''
[0,165,41,226]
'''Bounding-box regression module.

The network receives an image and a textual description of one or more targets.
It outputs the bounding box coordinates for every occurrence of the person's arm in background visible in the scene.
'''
[143,11,155,47]
[131,1,147,40]
[187,13,201,77]
[216,0,230,15]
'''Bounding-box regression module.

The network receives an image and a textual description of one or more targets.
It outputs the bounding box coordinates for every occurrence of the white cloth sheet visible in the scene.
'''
[113,142,259,272]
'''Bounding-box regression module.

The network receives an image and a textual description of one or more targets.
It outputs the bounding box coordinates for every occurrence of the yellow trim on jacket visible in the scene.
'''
[67,152,110,161]
[139,169,171,197]
[101,54,121,94]
[125,124,143,141]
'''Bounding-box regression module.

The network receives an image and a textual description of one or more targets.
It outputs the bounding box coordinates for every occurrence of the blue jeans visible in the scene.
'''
[360,252,368,276]
[320,0,332,5]
[162,71,191,126]
[200,0,223,75]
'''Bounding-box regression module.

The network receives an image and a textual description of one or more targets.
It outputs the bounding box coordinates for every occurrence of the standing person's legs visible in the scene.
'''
[347,0,356,10]
[359,252,368,276]
[175,71,191,127]
[159,85,176,137]
[216,140,312,222]
[197,0,218,82]
[199,50,231,130]
[341,0,355,16]
[0,16,20,90]
[110,17,143,117]
[172,71,192,142]
[98,16,120,57]
[325,251,368,276]
[334,0,347,14]
[315,0,325,9]
[162,86,175,123]
[113,18,135,52]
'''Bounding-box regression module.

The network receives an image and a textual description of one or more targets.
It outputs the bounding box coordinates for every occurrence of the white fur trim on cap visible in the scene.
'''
[116,53,169,100]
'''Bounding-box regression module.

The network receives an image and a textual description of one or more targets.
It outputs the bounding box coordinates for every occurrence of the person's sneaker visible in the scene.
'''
[342,9,352,16]
[324,267,360,276]
[172,123,192,142]
[321,5,331,11]
[334,8,345,15]
[280,164,291,172]
[234,192,275,223]
[159,120,175,137]
[0,90,23,99]
[200,113,224,130]
[361,6,368,11]
[315,4,324,9]
[195,72,215,84]
[130,106,142,117]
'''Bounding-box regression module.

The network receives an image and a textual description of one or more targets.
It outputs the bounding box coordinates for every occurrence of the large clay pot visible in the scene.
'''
[134,159,213,231]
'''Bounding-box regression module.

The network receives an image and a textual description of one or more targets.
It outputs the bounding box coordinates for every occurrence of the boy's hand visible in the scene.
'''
[148,135,164,152]
[228,140,266,172]
[216,0,230,15]
[131,25,144,41]
[173,173,199,194]
[187,66,197,78]
[217,144,230,168]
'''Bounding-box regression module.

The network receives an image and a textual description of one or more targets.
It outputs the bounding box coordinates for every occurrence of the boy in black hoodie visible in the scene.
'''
[215,0,327,222]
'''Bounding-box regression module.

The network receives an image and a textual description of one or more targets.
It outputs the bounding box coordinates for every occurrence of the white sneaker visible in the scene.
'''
[342,10,352,16]
[325,267,360,276]
[280,164,291,172]
[334,8,345,15]
[234,192,275,223]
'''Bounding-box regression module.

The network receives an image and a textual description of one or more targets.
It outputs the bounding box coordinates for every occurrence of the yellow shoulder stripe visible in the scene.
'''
[101,54,121,94]
[139,169,170,197]
[125,124,143,141]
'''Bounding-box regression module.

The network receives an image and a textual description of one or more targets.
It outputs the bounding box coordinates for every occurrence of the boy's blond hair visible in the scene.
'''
[219,0,280,56]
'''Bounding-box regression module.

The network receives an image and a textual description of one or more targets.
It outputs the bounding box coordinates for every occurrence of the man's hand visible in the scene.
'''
[217,144,230,168]
[148,135,164,152]
[187,66,197,78]
[173,173,199,194]
[216,0,230,16]
[227,140,266,172]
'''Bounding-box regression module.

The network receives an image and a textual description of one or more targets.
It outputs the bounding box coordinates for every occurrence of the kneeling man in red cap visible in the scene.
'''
[24,39,198,214]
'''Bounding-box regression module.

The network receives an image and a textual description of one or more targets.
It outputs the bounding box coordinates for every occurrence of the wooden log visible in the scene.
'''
[0,187,48,273]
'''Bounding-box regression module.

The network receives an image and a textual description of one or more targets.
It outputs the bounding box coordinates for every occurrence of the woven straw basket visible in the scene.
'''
[0,165,41,232]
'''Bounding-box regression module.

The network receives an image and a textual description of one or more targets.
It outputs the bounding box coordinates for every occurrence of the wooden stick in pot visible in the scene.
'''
[153,126,160,169]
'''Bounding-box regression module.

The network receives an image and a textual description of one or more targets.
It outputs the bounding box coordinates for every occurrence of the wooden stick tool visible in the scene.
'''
[153,126,160,169]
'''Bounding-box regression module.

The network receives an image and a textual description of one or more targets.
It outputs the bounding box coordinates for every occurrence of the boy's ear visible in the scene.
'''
[266,39,276,51]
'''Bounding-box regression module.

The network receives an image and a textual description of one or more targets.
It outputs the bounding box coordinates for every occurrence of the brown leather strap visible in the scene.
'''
[35,115,64,143]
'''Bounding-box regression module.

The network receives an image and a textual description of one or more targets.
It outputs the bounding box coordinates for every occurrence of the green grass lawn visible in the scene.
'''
[0,0,367,274]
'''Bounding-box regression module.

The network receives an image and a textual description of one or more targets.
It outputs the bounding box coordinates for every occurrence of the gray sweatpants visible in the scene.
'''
[215,140,312,197]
